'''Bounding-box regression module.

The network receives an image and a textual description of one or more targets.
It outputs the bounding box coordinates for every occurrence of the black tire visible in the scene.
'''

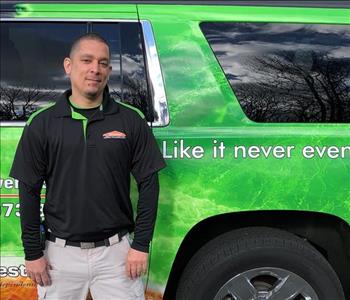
[176,227,345,300]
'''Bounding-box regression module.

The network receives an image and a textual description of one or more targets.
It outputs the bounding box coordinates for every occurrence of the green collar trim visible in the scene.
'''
[70,107,87,120]
[70,107,88,141]
[26,102,55,126]
[115,100,145,119]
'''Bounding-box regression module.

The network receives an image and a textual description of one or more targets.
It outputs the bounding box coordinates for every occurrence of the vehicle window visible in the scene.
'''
[200,22,350,123]
[92,22,152,120]
[0,21,151,122]
[0,22,86,121]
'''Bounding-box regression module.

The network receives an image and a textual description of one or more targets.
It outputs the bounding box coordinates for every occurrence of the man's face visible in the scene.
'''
[64,39,112,100]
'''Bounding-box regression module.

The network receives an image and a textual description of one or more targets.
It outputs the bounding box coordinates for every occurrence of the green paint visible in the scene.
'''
[16,3,137,13]
[15,3,138,19]
[26,102,55,126]
[138,4,350,287]
[116,100,145,119]
[138,5,350,24]
[71,107,88,141]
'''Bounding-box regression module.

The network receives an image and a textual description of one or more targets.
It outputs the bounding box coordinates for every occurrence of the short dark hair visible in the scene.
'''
[69,33,110,58]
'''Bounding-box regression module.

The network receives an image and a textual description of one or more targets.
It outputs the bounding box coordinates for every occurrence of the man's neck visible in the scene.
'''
[70,91,103,109]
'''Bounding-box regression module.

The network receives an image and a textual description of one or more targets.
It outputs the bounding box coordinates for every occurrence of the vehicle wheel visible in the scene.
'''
[176,227,345,300]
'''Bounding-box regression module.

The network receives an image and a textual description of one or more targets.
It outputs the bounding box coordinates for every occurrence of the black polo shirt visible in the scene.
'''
[10,89,166,242]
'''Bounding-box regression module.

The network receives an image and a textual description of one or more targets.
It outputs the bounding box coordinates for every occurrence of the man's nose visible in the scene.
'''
[90,61,100,74]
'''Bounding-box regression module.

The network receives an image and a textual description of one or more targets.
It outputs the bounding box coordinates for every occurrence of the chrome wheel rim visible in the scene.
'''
[214,267,318,300]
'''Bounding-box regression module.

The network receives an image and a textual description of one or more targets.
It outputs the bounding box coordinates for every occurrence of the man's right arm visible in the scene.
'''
[10,122,47,259]
[19,181,52,286]
[9,121,51,286]
[19,181,43,260]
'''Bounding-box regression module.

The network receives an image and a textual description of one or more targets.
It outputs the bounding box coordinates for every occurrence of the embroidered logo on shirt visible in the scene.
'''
[103,131,126,139]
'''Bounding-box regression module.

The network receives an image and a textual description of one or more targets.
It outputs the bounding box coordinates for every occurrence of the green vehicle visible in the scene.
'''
[1,1,349,299]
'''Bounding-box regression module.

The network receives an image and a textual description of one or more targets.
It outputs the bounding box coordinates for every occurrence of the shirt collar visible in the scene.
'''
[54,86,120,118]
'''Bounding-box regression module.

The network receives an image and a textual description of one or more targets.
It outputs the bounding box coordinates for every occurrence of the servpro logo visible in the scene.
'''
[103,130,126,139]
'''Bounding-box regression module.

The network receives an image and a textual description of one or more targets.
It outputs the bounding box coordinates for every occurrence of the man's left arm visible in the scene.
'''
[127,114,166,280]
[126,172,159,280]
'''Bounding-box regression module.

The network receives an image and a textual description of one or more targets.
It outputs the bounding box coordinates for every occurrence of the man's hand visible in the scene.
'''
[25,256,52,286]
[126,248,148,280]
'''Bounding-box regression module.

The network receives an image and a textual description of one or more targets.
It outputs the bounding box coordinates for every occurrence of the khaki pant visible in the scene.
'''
[37,234,145,300]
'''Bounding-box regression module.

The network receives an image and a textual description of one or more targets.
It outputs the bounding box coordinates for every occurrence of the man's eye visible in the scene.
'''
[82,59,91,63]
[100,62,108,67]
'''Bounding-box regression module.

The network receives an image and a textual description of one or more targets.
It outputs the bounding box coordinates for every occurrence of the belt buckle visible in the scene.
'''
[80,242,95,249]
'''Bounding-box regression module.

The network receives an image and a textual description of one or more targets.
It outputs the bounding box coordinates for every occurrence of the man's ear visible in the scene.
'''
[63,57,72,76]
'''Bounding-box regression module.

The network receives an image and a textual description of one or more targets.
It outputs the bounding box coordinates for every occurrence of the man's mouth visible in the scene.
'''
[86,79,101,83]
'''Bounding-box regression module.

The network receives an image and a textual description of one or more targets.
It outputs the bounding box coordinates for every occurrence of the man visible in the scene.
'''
[10,33,166,300]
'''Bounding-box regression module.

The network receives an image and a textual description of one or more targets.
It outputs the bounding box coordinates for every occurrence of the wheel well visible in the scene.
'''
[163,210,350,300]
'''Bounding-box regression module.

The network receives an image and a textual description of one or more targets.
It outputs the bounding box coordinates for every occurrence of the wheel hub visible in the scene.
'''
[214,267,317,300]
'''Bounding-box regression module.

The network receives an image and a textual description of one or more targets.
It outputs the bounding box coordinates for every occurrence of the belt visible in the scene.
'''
[45,230,128,249]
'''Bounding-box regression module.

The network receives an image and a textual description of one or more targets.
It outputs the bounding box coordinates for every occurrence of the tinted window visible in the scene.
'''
[1,21,151,121]
[201,23,350,123]
[90,23,122,102]
[93,23,151,120]
[0,22,85,121]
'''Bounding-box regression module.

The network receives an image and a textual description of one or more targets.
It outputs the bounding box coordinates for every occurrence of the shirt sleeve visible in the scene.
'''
[131,172,159,253]
[131,117,166,182]
[9,122,47,187]
[18,181,44,261]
